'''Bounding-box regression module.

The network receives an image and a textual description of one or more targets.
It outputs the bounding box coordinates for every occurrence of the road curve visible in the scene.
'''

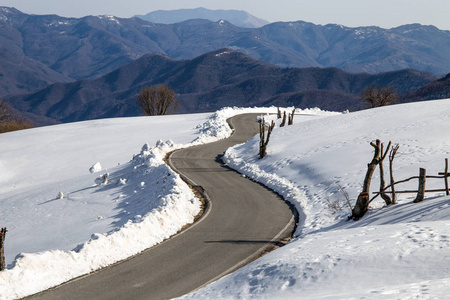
[28,114,296,300]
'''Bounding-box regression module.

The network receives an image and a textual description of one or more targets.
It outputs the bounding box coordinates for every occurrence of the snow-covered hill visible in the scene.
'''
[1,100,450,299]
[184,99,450,299]
[0,107,331,298]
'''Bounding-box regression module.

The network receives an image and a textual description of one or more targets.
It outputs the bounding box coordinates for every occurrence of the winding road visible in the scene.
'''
[28,114,296,300]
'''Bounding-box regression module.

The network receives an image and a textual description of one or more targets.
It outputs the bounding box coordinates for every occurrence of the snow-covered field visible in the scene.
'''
[0,107,331,299]
[1,100,450,299]
[184,99,450,299]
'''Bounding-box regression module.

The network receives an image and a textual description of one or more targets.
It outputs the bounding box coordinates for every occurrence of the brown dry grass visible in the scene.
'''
[0,119,34,133]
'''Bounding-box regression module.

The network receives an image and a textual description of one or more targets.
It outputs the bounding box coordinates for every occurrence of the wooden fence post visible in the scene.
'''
[413,168,426,203]
[288,108,296,125]
[259,119,275,159]
[0,227,6,271]
[351,140,383,220]
[445,158,449,196]
[280,111,286,127]
[352,192,369,221]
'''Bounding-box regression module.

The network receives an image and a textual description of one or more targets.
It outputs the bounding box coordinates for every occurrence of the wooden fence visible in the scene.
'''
[372,158,450,203]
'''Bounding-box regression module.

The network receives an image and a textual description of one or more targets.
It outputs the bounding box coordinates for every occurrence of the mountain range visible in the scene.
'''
[135,7,269,28]
[5,49,439,125]
[1,7,450,100]
[401,73,450,103]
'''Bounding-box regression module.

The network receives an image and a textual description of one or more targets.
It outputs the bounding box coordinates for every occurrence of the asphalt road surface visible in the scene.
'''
[28,114,296,300]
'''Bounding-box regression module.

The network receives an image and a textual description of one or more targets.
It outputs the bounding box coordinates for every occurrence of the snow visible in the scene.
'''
[47,20,73,27]
[0,107,332,299]
[182,99,450,299]
[2,100,450,299]
[215,50,233,57]
[89,162,102,173]
[98,15,121,25]
[0,114,207,299]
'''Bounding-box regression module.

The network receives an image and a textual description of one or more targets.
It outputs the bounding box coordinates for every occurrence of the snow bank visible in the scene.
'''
[192,106,338,145]
[0,114,211,298]
[89,162,102,173]
[0,141,201,299]
[184,99,450,299]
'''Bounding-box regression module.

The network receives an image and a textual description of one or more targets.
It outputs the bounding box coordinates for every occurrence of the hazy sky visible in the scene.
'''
[1,0,449,30]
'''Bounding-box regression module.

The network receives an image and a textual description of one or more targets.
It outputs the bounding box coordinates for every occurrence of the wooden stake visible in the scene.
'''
[352,139,382,220]
[288,108,295,125]
[280,111,286,127]
[389,144,399,204]
[259,119,275,159]
[413,168,426,203]
[445,158,449,196]
[0,227,6,271]
[379,141,392,205]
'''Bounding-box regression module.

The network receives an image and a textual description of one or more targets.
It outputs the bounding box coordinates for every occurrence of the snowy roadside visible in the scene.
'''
[183,99,450,299]
[1,142,202,299]
[0,107,334,299]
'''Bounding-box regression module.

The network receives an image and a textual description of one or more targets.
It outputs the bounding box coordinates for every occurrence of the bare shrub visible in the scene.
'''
[337,183,353,212]
[326,198,342,214]
[327,184,353,214]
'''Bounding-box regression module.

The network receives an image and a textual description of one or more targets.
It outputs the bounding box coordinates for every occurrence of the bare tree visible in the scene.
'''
[259,118,275,159]
[138,85,178,116]
[361,86,398,108]
[277,107,282,119]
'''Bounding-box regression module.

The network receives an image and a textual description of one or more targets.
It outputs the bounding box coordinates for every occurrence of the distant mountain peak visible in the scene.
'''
[135,7,269,28]
[0,6,23,22]
[0,6,20,14]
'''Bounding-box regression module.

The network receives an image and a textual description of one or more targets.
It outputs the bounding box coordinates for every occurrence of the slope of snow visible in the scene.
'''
[0,107,335,299]
[0,114,208,299]
[6,100,448,299]
[183,99,450,299]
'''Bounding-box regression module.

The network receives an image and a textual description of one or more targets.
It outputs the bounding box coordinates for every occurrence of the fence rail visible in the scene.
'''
[382,188,450,194]
[371,158,450,202]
